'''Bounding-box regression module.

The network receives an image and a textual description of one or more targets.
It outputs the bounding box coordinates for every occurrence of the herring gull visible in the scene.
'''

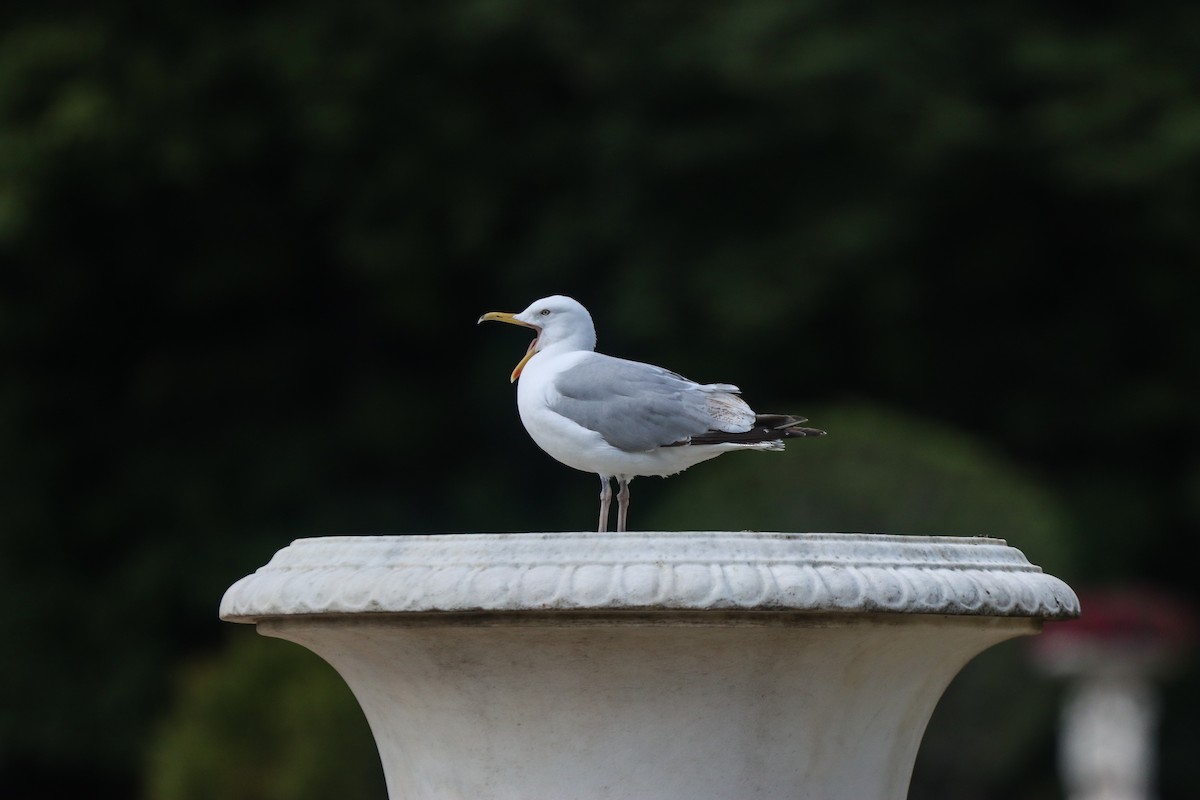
[478,295,824,532]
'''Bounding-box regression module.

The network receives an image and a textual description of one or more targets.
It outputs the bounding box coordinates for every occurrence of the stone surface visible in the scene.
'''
[221,532,1080,800]
[220,531,1080,620]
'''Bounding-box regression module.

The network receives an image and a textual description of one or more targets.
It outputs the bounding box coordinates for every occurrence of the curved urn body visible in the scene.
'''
[221,532,1079,800]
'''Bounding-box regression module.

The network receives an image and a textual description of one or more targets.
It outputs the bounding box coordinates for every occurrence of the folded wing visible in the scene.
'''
[549,354,756,452]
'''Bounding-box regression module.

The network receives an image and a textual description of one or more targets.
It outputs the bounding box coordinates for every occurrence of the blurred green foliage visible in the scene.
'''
[147,630,385,800]
[2,1,1198,797]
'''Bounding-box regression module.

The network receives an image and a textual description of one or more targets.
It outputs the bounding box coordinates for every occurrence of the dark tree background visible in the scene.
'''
[2,2,1197,797]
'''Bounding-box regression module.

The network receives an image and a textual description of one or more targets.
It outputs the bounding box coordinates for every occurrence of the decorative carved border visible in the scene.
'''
[220,532,1080,622]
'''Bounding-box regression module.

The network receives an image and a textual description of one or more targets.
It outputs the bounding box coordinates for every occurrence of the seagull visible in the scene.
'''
[478,295,824,532]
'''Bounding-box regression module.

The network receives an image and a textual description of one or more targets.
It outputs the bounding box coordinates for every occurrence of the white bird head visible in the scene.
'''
[478,295,597,382]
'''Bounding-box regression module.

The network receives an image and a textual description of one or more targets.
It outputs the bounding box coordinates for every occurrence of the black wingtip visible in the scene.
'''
[756,414,825,437]
[662,412,826,448]
[782,426,826,438]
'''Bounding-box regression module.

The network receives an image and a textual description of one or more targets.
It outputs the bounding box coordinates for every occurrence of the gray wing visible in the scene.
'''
[549,354,752,452]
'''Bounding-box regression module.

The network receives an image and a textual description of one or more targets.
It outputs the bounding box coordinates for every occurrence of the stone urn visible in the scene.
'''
[220,532,1079,799]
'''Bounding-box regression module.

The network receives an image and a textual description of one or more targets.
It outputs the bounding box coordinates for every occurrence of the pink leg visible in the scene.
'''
[598,475,612,533]
[616,477,631,533]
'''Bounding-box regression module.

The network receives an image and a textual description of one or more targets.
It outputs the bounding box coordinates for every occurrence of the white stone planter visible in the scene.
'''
[221,532,1079,800]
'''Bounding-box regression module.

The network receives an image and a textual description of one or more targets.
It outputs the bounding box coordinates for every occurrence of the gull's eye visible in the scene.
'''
[539,309,551,316]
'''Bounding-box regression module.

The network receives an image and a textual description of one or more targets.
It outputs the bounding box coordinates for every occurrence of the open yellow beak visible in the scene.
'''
[478,311,540,383]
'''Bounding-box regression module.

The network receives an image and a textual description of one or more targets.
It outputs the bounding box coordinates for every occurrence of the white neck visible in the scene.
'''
[540,325,596,355]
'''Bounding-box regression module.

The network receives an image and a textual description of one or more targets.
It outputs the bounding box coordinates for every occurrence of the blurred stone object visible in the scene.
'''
[1031,588,1194,800]
[222,532,1079,800]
